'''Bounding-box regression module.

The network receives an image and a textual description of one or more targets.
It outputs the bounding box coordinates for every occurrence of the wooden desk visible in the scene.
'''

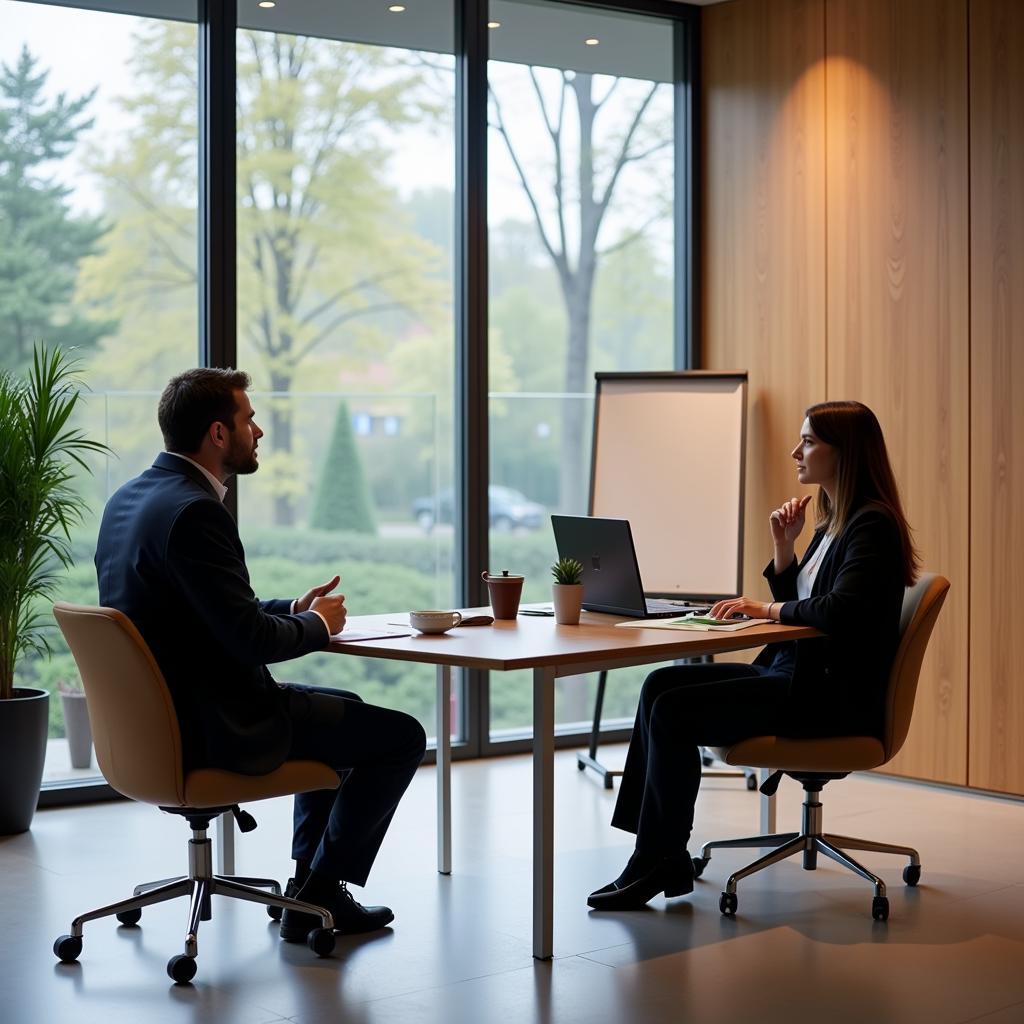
[322,608,817,959]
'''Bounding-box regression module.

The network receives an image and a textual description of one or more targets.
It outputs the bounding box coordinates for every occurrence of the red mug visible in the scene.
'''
[481,570,524,620]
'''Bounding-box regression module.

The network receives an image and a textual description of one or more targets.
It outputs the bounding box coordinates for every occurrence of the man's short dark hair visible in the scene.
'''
[158,368,252,454]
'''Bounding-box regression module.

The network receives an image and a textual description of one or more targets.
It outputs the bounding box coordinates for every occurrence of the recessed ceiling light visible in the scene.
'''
[488,21,501,28]
[388,4,406,10]
[258,1,275,7]
[585,37,599,46]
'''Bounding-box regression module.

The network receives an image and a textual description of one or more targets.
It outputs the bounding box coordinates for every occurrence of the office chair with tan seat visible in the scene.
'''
[51,603,341,983]
[691,572,950,922]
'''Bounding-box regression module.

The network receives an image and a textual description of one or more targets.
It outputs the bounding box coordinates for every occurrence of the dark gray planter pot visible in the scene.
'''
[0,687,50,834]
[60,691,93,770]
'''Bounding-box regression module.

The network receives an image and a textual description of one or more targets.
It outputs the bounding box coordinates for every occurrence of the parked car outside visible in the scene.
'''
[412,485,545,533]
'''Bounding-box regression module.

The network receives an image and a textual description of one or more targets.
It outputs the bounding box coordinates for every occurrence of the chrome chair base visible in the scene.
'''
[694,780,921,921]
[55,816,336,980]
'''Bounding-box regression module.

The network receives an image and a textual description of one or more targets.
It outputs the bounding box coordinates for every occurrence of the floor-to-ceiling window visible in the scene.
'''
[485,0,680,745]
[233,1,457,744]
[2,0,694,801]
[0,0,199,791]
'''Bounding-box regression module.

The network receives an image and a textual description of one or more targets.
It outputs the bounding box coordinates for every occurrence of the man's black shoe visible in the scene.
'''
[587,853,694,910]
[279,880,394,941]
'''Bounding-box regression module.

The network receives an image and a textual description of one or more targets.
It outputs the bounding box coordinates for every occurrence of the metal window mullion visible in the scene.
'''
[455,0,490,757]
[198,0,237,373]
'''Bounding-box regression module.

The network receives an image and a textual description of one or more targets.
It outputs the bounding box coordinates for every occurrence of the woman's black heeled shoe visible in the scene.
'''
[587,854,694,910]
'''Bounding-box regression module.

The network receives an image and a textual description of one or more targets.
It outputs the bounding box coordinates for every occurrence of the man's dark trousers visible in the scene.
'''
[283,684,426,887]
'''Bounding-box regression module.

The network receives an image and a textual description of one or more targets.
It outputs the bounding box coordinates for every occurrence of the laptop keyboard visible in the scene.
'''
[644,600,712,618]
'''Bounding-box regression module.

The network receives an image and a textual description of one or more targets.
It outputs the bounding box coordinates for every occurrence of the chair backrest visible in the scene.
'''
[52,603,187,806]
[883,573,951,759]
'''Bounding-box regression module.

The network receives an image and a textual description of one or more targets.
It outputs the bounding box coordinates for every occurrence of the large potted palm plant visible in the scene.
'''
[0,345,108,833]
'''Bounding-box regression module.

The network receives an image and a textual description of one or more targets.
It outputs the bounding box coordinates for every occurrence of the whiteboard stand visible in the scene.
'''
[575,669,623,789]
[576,371,755,794]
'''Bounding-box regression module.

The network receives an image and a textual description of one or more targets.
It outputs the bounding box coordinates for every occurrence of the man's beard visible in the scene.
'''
[223,434,259,476]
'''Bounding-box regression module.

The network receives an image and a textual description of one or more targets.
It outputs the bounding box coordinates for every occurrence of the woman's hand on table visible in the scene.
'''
[708,596,773,621]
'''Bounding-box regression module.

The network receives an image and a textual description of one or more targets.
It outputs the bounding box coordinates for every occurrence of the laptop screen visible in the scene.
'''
[551,515,649,616]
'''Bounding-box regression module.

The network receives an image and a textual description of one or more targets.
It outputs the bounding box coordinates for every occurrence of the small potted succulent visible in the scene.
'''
[550,556,584,625]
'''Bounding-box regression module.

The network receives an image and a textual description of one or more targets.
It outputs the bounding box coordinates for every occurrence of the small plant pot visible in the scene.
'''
[552,584,584,625]
[60,691,93,770]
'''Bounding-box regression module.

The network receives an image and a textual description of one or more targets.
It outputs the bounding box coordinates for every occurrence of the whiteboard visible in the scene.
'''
[589,372,747,599]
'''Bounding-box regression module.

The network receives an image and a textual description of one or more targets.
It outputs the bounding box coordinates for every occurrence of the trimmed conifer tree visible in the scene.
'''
[0,46,115,371]
[309,399,377,534]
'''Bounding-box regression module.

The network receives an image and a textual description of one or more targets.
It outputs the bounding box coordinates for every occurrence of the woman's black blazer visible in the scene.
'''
[753,503,906,738]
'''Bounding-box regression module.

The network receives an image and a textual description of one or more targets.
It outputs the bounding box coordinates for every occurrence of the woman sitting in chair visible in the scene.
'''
[588,400,919,910]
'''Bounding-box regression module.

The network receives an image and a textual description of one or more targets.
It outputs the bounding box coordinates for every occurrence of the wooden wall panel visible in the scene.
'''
[825,0,969,783]
[968,0,1024,794]
[701,0,827,609]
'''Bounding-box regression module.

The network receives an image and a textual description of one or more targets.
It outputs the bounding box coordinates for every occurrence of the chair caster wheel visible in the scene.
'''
[871,896,889,921]
[701,753,714,767]
[691,856,708,879]
[267,905,283,921]
[577,761,586,771]
[167,954,197,984]
[54,935,82,963]
[745,774,757,791]
[307,927,336,957]
[902,864,921,886]
[117,909,142,926]
[719,892,737,916]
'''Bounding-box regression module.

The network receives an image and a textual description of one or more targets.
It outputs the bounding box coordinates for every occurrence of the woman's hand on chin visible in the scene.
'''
[770,494,813,546]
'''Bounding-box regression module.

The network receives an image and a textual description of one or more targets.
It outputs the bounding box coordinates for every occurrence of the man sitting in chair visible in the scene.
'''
[95,367,426,942]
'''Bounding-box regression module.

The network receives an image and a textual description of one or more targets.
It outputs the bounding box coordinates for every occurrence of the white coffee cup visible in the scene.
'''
[409,610,463,634]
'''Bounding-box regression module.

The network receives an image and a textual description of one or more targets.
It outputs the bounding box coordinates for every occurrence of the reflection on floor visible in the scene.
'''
[3,744,1024,1024]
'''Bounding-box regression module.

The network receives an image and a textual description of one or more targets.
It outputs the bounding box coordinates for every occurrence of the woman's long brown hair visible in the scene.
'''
[806,400,920,585]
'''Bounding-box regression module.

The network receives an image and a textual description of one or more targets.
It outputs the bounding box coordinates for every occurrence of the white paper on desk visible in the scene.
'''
[331,629,412,642]
[615,618,771,632]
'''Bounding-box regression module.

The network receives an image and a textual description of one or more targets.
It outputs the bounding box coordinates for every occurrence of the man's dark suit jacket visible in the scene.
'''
[754,502,906,738]
[95,452,330,774]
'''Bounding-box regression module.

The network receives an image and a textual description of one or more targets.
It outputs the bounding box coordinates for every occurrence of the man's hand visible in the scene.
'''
[296,575,341,614]
[297,575,347,635]
[311,592,347,636]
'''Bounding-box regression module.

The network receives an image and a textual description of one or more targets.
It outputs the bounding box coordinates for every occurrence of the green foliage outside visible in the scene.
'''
[75,23,449,528]
[309,400,377,534]
[0,47,115,372]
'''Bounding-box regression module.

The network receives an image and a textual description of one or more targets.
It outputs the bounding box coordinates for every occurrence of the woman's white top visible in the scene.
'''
[797,530,836,600]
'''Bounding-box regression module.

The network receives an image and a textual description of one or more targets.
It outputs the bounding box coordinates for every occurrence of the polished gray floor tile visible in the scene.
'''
[4,747,1024,1024]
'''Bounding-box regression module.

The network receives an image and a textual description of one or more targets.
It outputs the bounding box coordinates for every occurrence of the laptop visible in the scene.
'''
[551,515,714,618]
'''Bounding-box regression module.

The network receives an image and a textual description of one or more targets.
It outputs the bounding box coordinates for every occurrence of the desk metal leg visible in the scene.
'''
[759,767,777,838]
[436,664,452,875]
[533,666,555,960]
[216,810,235,875]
